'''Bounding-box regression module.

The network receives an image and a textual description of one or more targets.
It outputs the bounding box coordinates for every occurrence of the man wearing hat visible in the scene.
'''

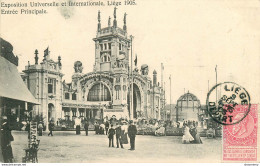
[1,116,14,162]
[128,120,137,150]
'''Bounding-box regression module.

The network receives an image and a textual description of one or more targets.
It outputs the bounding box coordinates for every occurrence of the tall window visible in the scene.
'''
[48,78,56,94]
[101,54,111,62]
[87,83,111,101]
[100,44,103,51]
[104,43,107,50]
[72,93,77,100]
[115,85,121,100]
[108,43,111,50]
[119,43,122,50]
[65,93,70,99]
[123,85,126,100]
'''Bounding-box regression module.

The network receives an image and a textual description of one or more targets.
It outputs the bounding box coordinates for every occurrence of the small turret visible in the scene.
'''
[34,49,39,64]
[97,10,101,32]
[153,70,157,86]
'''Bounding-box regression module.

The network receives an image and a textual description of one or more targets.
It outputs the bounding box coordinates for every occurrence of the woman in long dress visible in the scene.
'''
[182,124,194,144]
[121,122,128,144]
[192,125,203,144]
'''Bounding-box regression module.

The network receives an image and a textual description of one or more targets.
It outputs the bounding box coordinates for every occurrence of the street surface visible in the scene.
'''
[12,131,222,163]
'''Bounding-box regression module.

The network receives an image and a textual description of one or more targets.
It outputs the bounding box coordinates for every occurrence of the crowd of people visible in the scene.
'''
[107,120,137,150]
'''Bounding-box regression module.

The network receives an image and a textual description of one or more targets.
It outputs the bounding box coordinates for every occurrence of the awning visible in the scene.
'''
[0,56,39,104]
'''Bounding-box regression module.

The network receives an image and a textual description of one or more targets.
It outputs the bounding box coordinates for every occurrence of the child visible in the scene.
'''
[108,125,115,147]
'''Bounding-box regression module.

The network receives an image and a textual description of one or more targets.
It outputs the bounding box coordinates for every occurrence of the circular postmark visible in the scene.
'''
[206,82,251,125]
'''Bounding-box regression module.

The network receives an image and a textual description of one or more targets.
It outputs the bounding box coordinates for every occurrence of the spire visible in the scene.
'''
[113,7,117,28]
[123,12,127,31]
[97,10,101,32]
[153,70,157,86]
[108,16,111,27]
[34,49,39,64]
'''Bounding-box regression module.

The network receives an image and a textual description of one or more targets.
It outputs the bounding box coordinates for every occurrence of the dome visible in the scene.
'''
[177,92,199,102]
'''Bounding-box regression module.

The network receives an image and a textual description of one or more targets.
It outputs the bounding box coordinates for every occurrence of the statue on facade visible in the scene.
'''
[141,64,149,75]
[74,61,83,73]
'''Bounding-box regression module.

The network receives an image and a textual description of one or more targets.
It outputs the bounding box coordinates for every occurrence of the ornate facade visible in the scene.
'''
[22,8,164,126]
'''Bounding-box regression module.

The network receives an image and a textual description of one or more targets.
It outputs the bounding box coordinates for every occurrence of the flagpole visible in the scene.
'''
[130,35,134,120]
[169,75,171,121]
[215,65,217,106]
[45,47,49,132]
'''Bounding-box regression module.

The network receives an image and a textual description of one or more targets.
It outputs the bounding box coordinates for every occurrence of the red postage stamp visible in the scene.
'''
[223,104,258,161]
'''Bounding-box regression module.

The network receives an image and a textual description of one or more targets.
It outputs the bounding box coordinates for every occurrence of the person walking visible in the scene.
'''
[108,125,115,147]
[1,116,14,163]
[38,122,43,136]
[84,120,89,136]
[48,121,54,136]
[94,122,99,134]
[75,117,81,135]
[128,120,137,151]
[115,123,123,148]
[105,121,109,135]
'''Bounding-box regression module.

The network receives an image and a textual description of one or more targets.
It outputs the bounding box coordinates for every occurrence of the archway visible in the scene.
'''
[127,84,141,119]
[175,92,201,122]
[87,83,112,101]
[48,103,55,122]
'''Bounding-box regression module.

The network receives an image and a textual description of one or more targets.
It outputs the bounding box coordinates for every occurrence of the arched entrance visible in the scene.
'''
[127,84,141,119]
[87,83,112,101]
[48,103,55,122]
[175,92,200,122]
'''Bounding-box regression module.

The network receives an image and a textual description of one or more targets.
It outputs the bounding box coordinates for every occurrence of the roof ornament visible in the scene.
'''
[113,7,117,28]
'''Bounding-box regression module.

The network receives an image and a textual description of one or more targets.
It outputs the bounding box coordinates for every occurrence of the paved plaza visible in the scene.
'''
[12,131,222,163]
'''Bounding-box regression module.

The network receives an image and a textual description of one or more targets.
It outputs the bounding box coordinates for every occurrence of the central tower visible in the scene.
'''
[93,8,131,119]
[93,8,130,73]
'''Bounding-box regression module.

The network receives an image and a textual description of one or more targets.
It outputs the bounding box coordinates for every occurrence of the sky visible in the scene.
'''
[1,0,260,105]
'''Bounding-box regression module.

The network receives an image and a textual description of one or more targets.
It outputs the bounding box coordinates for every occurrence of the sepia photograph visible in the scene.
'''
[0,0,259,163]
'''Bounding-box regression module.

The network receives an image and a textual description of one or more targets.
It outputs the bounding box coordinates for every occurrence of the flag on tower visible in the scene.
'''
[44,47,49,58]
[134,54,137,66]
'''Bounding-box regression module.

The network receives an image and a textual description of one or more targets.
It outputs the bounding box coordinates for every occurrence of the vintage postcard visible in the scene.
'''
[0,0,259,164]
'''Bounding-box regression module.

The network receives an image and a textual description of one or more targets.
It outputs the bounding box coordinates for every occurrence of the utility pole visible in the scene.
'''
[130,35,134,120]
